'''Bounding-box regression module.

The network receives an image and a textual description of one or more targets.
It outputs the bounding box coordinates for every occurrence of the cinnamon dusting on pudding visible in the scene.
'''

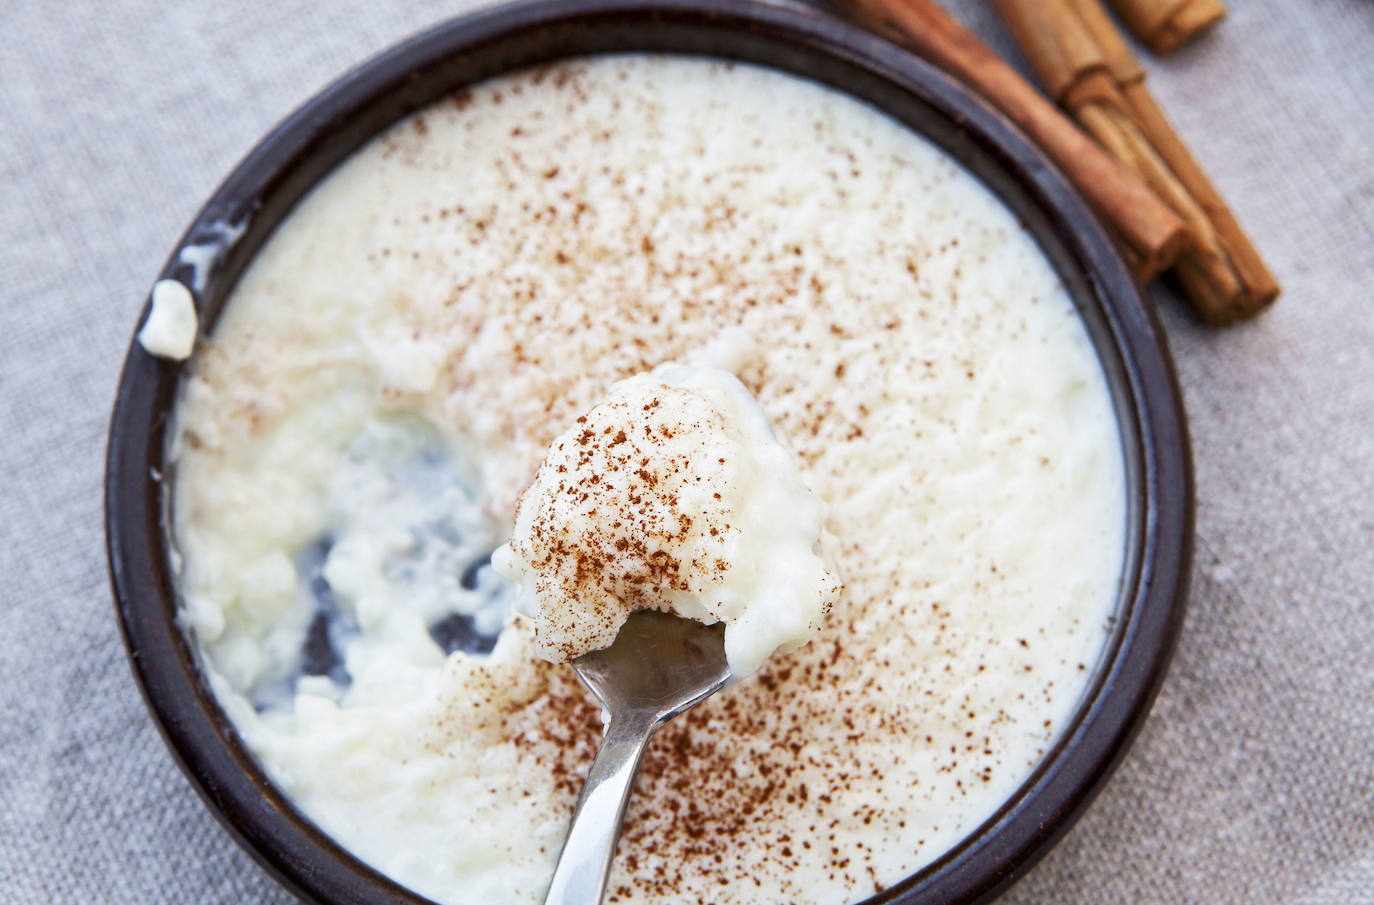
[172,56,1126,905]
[502,387,736,661]
[495,365,840,677]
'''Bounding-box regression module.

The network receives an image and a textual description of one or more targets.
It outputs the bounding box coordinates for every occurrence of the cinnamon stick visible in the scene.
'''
[838,0,1186,278]
[1070,0,1279,320]
[996,0,1245,318]
[1105,0,1226,55]
[992,0,1191,262]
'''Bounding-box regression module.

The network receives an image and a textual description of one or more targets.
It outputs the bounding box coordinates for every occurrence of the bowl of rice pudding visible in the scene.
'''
[105,1,1193,904]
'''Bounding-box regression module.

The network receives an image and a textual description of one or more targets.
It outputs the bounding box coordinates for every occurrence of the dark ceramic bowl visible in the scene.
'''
[106,1,1193,903]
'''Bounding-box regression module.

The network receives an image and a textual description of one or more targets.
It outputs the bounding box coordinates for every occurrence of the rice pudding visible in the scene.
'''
[494,363,841,677]
[170,56,1126,905]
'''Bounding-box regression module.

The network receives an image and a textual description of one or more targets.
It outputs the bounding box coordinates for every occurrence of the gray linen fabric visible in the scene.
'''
[2,0,1370,902]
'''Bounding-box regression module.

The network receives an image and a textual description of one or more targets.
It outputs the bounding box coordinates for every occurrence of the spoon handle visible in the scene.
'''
[543,711,658,905]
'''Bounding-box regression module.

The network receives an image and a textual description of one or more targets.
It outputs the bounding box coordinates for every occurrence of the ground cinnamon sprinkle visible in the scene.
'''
[502,384,742,662]
[181,56,1126,905]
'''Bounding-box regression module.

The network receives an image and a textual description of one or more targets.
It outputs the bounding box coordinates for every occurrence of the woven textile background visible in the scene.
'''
[2,0,1370,902]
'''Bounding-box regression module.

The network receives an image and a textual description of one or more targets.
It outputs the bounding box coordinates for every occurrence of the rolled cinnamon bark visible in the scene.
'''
[1106,0,1226,55]
[995,0,1275,321]
[995,0,1223,295]
[839,0,1186,279]
[1069,0,1279,320]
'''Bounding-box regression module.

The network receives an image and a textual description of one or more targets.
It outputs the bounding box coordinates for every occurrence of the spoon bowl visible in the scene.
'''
[574,610,732,717]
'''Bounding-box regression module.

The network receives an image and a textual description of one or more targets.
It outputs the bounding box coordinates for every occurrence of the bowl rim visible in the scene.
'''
[105,1,1194,903]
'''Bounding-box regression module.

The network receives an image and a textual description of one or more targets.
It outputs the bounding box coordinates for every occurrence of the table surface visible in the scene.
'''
[3,1,1371,903]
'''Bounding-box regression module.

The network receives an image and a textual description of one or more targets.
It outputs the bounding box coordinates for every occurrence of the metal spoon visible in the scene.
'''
[542,610,732,905]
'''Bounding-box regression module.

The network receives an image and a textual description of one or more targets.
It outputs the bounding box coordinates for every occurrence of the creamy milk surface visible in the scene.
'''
[493,364,841,677]
[171,57,1126,905]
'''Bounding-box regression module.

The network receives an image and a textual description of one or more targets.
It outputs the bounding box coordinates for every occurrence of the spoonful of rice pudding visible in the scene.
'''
[493,363,840,904]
